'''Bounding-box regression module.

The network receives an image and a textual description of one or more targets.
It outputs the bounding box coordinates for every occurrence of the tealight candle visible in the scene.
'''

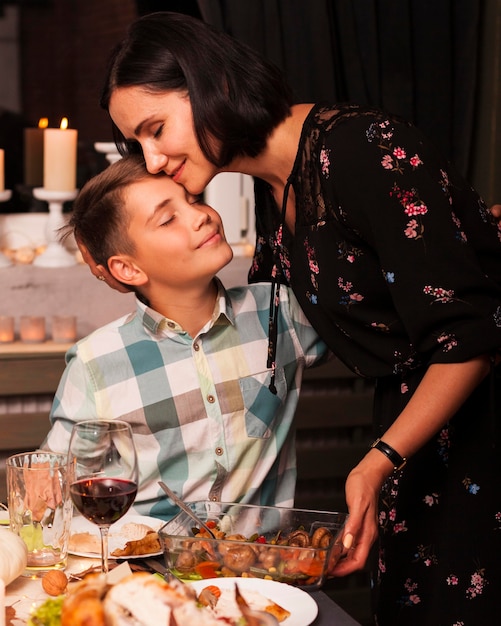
[51,315,77,343]
[0,316,15,343]
[24,117,48,187]
[20,316,46,343]
[43,117,78,191]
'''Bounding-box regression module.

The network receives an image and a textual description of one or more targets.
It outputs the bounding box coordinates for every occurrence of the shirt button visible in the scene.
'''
[167,321,175,329]
[193,343,200,351]
[215,447,223,456]
[207,395,215,403]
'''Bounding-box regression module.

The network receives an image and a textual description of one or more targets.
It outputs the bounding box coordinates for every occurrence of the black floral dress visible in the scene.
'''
[250,104,501,625]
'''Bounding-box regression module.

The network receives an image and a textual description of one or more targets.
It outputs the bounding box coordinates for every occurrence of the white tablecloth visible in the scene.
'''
[5,555,100,625]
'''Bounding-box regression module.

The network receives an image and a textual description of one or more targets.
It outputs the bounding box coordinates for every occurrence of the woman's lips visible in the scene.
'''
[171,161,185,182]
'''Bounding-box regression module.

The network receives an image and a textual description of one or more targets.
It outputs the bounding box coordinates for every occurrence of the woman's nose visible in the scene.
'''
[143,146,168,174]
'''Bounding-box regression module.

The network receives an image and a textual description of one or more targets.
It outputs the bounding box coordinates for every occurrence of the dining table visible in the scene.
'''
[4,553,363,625]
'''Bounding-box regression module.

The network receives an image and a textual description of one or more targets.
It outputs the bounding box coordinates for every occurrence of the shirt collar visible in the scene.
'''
[134,277,235,338]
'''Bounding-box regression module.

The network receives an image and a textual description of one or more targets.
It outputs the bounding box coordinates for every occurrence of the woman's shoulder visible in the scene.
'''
[306,102,413,135]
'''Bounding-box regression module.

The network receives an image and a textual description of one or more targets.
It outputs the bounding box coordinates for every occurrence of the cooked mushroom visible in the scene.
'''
[257,546,281,570]
[287,529,311,547]
[216,534,248,556]
[173,549,197,573]
[222,545,257,573]
[311,526,334,548]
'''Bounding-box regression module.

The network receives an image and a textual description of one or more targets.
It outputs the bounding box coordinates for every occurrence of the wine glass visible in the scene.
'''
[66,419,139,573]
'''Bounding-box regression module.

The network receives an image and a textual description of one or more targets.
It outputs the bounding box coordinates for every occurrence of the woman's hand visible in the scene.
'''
[78,240,131,293]
[329,453,384,576]
[491,204,501,220]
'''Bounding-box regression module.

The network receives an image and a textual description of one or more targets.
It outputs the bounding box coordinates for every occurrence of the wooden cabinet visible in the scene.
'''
[0,342,69,502]
[294,358,374,510]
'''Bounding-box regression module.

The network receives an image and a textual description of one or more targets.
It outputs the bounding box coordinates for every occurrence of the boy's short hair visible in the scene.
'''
[68,154,159,268]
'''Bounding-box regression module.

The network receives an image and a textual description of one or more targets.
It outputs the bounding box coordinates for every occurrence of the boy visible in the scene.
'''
[43,155,327,520]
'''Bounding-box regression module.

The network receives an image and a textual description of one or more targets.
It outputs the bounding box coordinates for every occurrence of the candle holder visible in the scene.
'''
[94,142,121,165]
[0,189,13,268]
[0,316,15,343]
[20,315,46,343]
[32,188,78,267]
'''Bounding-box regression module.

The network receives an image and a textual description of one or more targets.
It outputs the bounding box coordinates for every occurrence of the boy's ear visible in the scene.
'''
[107,255,148,286]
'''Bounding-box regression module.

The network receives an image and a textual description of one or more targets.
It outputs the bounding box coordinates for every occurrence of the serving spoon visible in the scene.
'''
[158,481,216,538]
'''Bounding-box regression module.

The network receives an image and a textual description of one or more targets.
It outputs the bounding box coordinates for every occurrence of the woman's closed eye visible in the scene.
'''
[153,124,164,139]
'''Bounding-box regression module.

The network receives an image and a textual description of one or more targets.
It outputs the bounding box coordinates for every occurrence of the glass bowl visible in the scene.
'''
[159,501,348,590]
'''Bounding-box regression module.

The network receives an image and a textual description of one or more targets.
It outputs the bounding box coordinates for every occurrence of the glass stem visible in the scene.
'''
[99,525,110,573]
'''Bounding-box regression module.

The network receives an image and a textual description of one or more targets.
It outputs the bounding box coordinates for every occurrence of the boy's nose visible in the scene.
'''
[193,207,211,229]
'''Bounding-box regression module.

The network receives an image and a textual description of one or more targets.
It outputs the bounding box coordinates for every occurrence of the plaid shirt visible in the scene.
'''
[44,279,327,520]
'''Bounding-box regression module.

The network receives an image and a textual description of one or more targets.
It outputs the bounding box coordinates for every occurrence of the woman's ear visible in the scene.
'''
[107,255,148,286]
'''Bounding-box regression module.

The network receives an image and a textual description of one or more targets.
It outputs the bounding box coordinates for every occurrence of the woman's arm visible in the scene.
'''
[332,353,492,576]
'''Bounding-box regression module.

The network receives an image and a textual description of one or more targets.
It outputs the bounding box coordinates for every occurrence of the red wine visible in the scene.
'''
[70,477,137,525]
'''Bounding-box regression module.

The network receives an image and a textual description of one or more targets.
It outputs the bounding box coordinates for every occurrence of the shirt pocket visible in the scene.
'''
[238,367,287,439]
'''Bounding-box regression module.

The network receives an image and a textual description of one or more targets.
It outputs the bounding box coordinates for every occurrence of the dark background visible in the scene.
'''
[0,3,499,622]
[0,0,499,211]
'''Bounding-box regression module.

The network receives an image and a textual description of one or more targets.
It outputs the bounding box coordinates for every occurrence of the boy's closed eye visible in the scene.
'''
[159,212,175,226]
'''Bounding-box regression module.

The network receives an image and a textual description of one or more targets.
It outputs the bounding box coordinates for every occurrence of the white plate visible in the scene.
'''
[69,513,163,559]
[189,577,318,626]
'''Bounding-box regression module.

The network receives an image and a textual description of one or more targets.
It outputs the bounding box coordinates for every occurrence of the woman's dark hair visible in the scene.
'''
[67,155,156,268]
[101,11,294,167]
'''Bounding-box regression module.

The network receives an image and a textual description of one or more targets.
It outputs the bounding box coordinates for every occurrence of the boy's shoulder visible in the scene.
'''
[68,311,138,359]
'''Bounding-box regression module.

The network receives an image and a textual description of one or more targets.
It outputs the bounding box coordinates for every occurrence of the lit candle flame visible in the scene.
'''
[38,117,49,129]
[60,117,69,130]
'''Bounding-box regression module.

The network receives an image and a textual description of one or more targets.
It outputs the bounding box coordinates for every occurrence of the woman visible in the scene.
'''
[92,12,501,625]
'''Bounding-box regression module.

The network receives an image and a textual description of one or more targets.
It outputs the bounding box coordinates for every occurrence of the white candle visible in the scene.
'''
[0,578,5,626]
[0,149,4,192]
[24,117,48,187]
[43,117,78,191]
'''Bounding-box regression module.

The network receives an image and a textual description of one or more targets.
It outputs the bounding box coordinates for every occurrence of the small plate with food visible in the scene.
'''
[69,514,163,559]
[189,577,318,626]
[33,571,292,626]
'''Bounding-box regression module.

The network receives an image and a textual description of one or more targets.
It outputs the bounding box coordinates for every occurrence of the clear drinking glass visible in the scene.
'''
[66,420,139,573]
[7,451,73,576]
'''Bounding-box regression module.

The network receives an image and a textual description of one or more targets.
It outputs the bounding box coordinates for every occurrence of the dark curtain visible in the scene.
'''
[196,0,483,178]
